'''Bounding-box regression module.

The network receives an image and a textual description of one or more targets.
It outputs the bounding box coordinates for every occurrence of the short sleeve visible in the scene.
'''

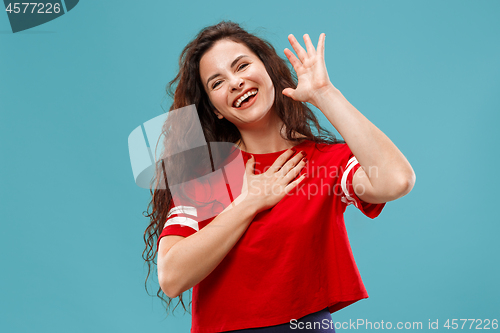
[156,200,201,249]
[339,146,386,219]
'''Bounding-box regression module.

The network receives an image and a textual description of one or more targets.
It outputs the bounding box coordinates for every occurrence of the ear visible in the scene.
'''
[214,111,223,119]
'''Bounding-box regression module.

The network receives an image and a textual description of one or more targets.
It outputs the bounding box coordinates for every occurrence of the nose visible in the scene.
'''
[230,76,244,91]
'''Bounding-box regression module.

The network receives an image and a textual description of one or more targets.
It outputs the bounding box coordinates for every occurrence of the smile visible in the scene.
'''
[233,89,258,108]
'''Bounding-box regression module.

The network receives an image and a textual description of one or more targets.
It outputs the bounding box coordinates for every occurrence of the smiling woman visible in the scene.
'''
[142,20,415,333]
[199,40,276,131]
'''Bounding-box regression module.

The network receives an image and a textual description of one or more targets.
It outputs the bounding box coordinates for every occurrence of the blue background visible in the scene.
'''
[1,0,499,332]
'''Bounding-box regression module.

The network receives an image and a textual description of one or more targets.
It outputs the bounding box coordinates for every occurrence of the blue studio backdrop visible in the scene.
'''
[1,1,499,332]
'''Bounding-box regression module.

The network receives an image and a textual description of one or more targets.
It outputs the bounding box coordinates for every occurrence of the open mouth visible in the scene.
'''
[233,89,258,108]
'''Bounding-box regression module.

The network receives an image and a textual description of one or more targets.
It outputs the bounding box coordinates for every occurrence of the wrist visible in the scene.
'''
[222,193,259,217]
[311,84,342,109]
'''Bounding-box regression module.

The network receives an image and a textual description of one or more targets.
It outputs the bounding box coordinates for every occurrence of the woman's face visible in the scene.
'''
[199,39,275,129]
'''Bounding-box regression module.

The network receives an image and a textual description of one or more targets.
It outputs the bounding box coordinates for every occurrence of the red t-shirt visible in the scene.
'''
[157,140,386,333]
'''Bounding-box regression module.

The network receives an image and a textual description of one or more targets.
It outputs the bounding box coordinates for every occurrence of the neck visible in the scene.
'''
[235,111,305,154]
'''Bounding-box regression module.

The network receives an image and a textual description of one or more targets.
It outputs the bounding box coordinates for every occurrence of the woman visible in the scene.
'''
[143,21,415,332]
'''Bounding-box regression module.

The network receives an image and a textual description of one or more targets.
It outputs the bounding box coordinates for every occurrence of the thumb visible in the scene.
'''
[245,155,255,174]
[282,88,295,99]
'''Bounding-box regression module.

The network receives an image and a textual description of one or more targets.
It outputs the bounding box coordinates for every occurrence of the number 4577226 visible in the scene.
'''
[444,319,498,330]
[5,3,61,14]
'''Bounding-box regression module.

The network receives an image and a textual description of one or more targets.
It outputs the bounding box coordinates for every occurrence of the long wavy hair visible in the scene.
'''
[142,20,344,317]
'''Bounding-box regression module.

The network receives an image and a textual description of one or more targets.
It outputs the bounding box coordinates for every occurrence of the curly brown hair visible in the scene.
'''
[142,20,344,317]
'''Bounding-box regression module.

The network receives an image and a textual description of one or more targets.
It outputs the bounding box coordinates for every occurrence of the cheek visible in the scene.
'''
[269,86,276,104]
[265,76,275,99]
[263,71,274,92]
[211,91,227,107]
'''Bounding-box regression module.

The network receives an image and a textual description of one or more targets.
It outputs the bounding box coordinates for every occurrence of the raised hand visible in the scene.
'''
[282,33,335,107]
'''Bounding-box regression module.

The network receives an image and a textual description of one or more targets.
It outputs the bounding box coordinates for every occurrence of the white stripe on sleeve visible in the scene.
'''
[341,157,359,204]
[167,205,197,218]
[163,216,200,231]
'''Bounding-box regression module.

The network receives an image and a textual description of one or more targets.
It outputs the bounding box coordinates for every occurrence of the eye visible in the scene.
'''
[212,80,222,89]
[238,63,249,70]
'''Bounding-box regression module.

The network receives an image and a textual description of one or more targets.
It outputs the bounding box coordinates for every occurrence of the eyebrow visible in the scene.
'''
[205,54,249,89]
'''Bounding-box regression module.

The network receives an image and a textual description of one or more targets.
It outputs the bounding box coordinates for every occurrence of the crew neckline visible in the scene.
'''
[236,139,311,157]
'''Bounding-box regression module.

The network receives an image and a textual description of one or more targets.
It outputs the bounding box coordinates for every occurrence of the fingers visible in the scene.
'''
[286,33,325,65]
[242,148,308,210]
[303,34,316,56]
[317,33,325,58]
[245,154,255,174]
[268,148,296,173]
[278,150,306,177]
[284,47,302,71]
[271,149,307,190]
[284,173,307,195]
[287,34,308,63]
[281,156,307,185]
[282,87,297,100]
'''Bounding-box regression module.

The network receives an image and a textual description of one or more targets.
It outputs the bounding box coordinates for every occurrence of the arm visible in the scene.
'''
[314,87,415,203]
[158,195,257,298]
[283,33,415,203]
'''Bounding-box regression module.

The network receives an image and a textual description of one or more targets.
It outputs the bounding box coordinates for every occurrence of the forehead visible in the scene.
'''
[199,40,257,78]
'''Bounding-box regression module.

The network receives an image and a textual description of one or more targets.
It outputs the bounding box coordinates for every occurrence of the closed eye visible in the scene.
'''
[212,80,222,89]
[211,63,248,89]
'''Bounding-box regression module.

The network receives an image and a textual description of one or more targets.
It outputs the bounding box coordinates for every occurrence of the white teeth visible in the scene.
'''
[234,89,258,108]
